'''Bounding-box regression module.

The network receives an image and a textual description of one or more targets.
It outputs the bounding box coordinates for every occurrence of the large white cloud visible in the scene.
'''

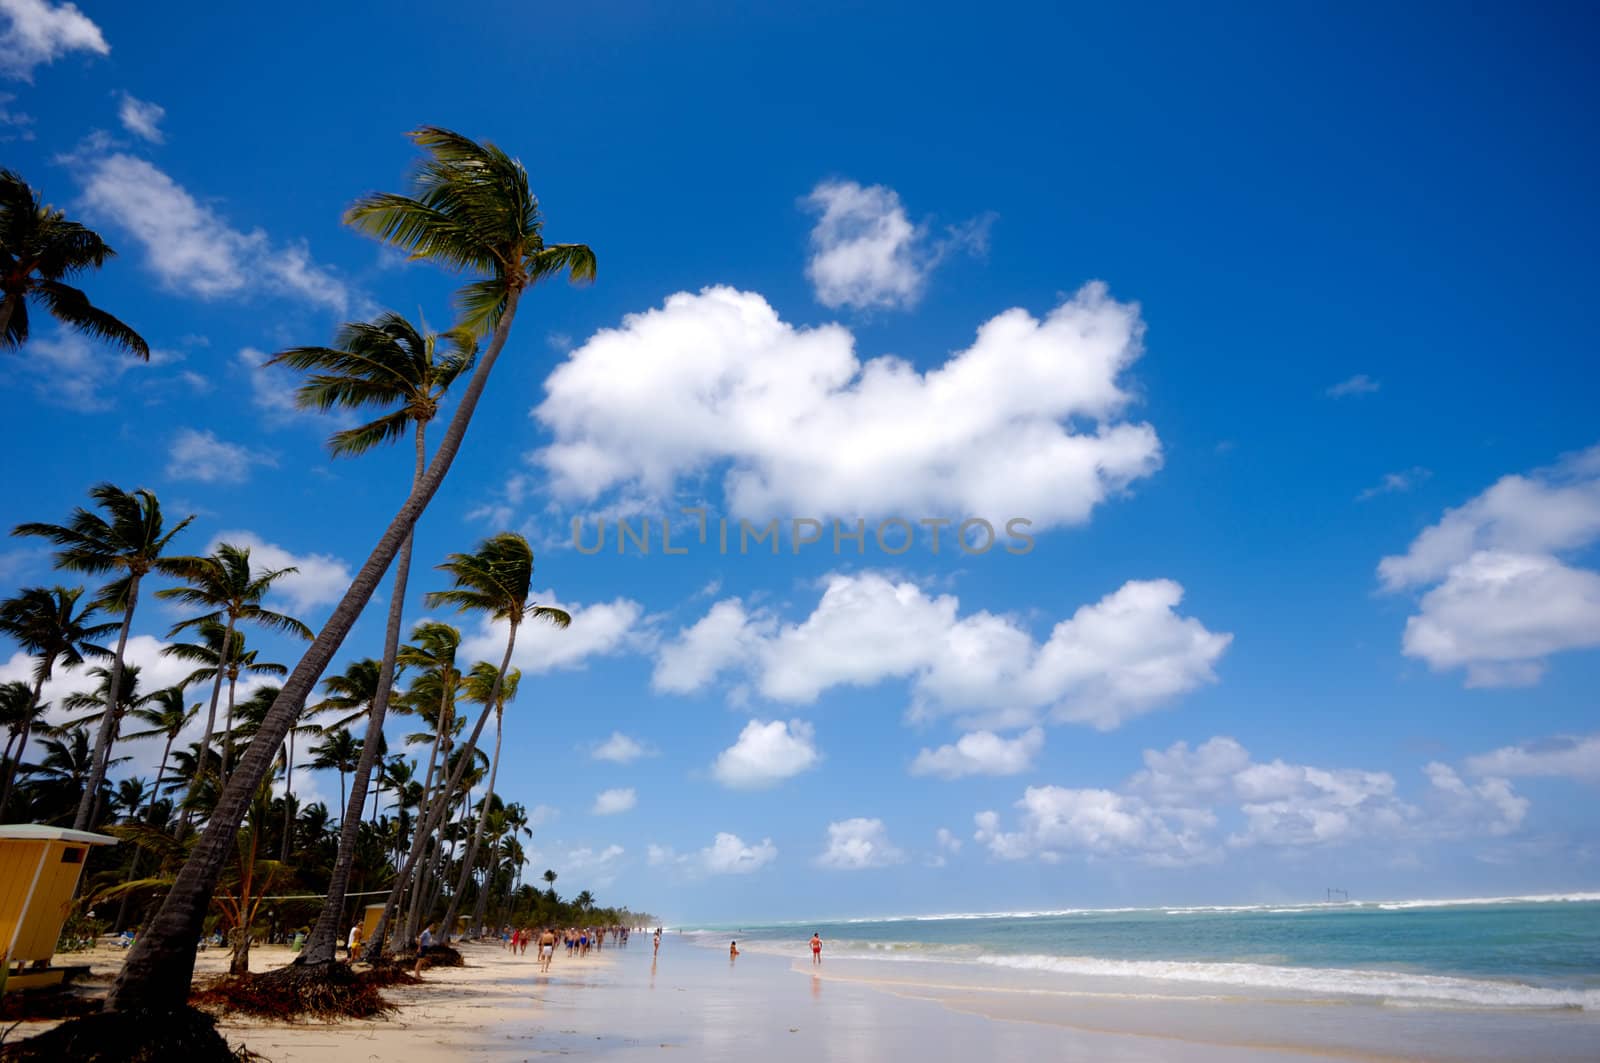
[654,573,1229,732]
[647,832,777,876]
[909,727,1043,779]
[710,719,819,789]
[535,283,1160,531]
[0,0,107,81]
[975,735,1529,866]
[1378,446,1600,686]
[75,153,348,312]
[816,817,905,870]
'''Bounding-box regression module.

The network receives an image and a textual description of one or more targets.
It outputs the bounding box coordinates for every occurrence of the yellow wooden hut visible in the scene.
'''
[0,824,119,991]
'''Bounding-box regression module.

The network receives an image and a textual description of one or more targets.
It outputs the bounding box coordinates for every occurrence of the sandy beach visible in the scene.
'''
[8,936,1596,1063]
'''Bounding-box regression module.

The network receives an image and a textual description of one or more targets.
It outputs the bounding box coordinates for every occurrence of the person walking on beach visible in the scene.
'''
[653,929,661,957]
[729,940,740,961]
[538,927,557,972]
[810,933,822,966]
[346,923,362,961]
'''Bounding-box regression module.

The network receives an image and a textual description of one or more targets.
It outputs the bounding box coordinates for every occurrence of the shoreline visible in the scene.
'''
[7,937,1597,1062]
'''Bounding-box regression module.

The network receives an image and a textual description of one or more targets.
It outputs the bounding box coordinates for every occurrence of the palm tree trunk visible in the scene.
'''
[108,284,528,1012]
[468,712,503,934]
[385,685,448,952]
[439,629,516,940]
[75,575,140,830]
[280,730,296,863]
[0,294,15,341]
[0,673,46,819]
[114,734,172,932]
[219,671,239,788]
[298,423,427,967]
[181,615,235,829]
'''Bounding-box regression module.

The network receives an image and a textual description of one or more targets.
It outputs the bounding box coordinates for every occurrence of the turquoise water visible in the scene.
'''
[685,893,1600,1010]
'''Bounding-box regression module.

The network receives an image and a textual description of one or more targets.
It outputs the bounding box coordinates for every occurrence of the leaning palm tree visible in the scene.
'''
[267,313,473,968]
[106,126,593,1014]
[455,661,519,936]
[157,544,308,818]
[0,586,114,817]
[404,533,566,944]
[0,169,148,357]
[14,484,193,829]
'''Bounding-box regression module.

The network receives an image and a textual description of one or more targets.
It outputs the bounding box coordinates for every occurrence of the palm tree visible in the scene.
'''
[123,687,197,827]
[413,534,565,942]
[164,622,287,793]
[457,661,519,935]
[14,485,193,830]
[107,126,593,1013]
[0,680,42,773]
[233,684,319,862]
[0,169,148,357]
[57,662,147,826]
[268,315,474,969]
[307,729,362,824]
[157,544,308,816]
[0,586,114,817]
[542,868,557,901]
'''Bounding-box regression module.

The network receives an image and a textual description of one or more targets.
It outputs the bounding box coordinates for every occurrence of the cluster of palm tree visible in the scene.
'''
[0,128,622,1020]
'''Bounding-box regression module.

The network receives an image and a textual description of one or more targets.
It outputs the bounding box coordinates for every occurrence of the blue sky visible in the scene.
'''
[2,1,1597,923]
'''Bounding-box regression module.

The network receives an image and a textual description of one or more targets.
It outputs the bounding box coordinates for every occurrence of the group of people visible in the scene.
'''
[492,925,653,973]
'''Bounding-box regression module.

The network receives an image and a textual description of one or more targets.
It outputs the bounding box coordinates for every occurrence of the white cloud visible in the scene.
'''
[536,283,1161,531]
[817,817,905,870]
[710,719,819,789]
[1400,552,1600,687]
[16,328,154,411]
[0,91,33,140]
[0,0,108,80]
[165,428,276,484]
[207,530,354,617]
[1378,446,1600,686]
[1326,374,1380,397]
[553,843,625,888]
[1358,466,1430,501]
[117,92,164,142]
[802,180,993,311]
[659,573,1230,732]
[976,735,1532,866]
[74,153,348,312]
[591,731,654,763]
[648,832,777,876]
[909,727,1043,779]
[458,589,643,676]
[1465,734,1600,784]
[591,787,636,815]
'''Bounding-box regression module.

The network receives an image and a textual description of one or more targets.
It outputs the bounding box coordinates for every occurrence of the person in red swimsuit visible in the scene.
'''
[810,933,822,965]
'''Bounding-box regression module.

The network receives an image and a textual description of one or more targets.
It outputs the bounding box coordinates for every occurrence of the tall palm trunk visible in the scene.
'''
[0,673,46,818]
[280,730,296,862]
[75,575,140,829]
[219,668,240,787]
[298,425,426,967]
[390,685,449,949]
[108,285,525,1013]
[368,634,512,960]
[468,710,504,933]
[181,614,235,828]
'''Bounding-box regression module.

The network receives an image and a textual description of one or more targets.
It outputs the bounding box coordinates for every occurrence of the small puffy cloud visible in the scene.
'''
[909,727,1043,779]
[591,787,636,815]
[117,92,164,142]
[207,530,354,617]
[0,0,109,81]
[1326,374,1380,397]
[554,844,625,888]
[1358,467,1430,501]
[975,787,1215,867]
[648,832,777,876]
[1378,446,1600,686]
[536,283,1160,532]
[15,328,155,411]
[74,153,348,312]
[710,719,819,789]
[458,590,644,676]
[165,428,276,484]
[817,817,905,870]
[1422,763,1528,837]
[1465,734,1600,784]
[659,573,1230,733]
[591,731,654,764]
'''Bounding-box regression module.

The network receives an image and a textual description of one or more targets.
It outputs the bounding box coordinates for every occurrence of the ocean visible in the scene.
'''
[682,892,1600,1012]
